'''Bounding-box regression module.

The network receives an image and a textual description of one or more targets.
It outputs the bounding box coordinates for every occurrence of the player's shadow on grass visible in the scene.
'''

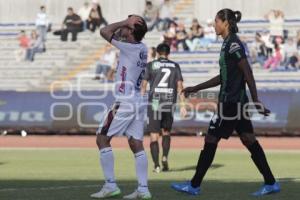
[278,177,300,182]
[0,162,6,166]
[169,164,224,172]
[1,179,299,200]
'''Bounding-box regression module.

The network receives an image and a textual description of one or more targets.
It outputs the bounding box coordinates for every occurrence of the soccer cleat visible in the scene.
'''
[252,182,280,196]
[171,181,200,195]
[153,166,161,173]
[123,190,152,199]
[90,184,121,199]
[162,159,169,172]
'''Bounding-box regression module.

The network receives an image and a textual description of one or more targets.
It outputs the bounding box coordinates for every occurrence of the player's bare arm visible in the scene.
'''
[182,75,220,97]
[141,80,148,96]
[177,80,187,118]
[100,15,144,42]
[237,58,270,116]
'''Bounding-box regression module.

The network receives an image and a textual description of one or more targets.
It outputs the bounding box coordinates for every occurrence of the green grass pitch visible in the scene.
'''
[0,149,299,200]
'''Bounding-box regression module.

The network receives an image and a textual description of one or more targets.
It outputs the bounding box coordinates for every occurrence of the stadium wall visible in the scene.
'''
[1,0,299,25]
[0,90,299,135]
[195,0,300,21]
[0,0,144,24]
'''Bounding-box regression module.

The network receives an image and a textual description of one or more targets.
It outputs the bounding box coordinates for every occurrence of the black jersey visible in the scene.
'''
[143,58,183,107]
[219,33,249,103]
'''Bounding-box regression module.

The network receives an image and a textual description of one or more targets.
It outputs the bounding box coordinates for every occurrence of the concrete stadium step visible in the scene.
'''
[1,15,300,92]
[171,53,220,58]
[0,62,64,68]
[174,0,195,21]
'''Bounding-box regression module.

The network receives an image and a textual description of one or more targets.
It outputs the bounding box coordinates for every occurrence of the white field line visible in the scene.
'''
[0,182,140,192]
[0,148,95,150]
[1,148,300,153]
[0,184,100,192]
[1,178,300,193]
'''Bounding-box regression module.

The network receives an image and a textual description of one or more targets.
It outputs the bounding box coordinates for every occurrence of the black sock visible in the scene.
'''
[191,142,218,188]
[162,135,171,159]
[150,141,160,168]
[247,141,276,185]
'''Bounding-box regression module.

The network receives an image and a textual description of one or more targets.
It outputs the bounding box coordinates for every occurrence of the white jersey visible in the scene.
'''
[111,39,148,102]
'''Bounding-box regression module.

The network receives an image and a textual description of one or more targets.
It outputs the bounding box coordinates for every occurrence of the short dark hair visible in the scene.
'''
[156,43,170,55]
[40,6,45,10]
[217,8,242,33]
[128,15,148,42]
[67,7,73,12]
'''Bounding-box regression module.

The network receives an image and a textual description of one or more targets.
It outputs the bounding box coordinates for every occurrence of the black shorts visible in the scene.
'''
[147,106,174,133]
[207,103,254,139]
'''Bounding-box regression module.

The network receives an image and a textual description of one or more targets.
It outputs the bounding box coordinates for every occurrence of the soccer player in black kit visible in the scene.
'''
[141,43,187,173]
[171,9,280,196]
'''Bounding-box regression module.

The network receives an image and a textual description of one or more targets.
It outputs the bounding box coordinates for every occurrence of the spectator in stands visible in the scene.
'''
[78,1,92,31]
[15,30,29,62]
[185,31,198,51]
[25,30,44,62]
[143,1,160,31]
[297,31,300,49]
[176,23,188,51]
[250,32,267,67]
[190,18,204,38]
[94,49,117,80]
[240,36,252,63]
[198,19,216,48]
[261,29,273,58]
[283,37,299,69]
[148,47,157,62]
[263,43,283,70]
[297,32,300,66]
[162,21,177,51]
[265,9,285,42]
[87,0,108,32]
[106,52,119,81]
[158,0,174,31]
[185,19,204,51]
[61,7,83,42]
[35,6,50,50]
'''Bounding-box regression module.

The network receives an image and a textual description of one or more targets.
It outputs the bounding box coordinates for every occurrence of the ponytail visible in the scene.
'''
[217,9,242,33]
[234,11,242,23]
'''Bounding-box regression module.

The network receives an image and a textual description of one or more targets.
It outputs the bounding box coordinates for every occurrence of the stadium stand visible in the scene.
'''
[0,0,300,92]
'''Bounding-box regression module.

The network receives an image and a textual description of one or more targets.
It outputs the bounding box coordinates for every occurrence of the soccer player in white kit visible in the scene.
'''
[90,15,151,199]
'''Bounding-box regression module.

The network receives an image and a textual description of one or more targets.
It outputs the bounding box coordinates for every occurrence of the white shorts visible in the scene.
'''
[96,101,147,141]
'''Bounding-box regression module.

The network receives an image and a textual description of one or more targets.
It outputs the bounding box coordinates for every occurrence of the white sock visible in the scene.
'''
[134,151,149,193]
[100,147,116,188]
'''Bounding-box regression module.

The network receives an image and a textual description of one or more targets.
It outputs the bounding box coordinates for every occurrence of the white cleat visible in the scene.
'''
[90,185,121,199]
[123,190,152,199]
[153,166,161,173]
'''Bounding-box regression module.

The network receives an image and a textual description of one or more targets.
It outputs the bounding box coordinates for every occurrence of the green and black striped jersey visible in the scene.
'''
[219,33,249,103]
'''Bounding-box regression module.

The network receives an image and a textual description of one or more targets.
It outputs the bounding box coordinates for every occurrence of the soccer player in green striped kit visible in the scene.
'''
[172,8,280,197]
